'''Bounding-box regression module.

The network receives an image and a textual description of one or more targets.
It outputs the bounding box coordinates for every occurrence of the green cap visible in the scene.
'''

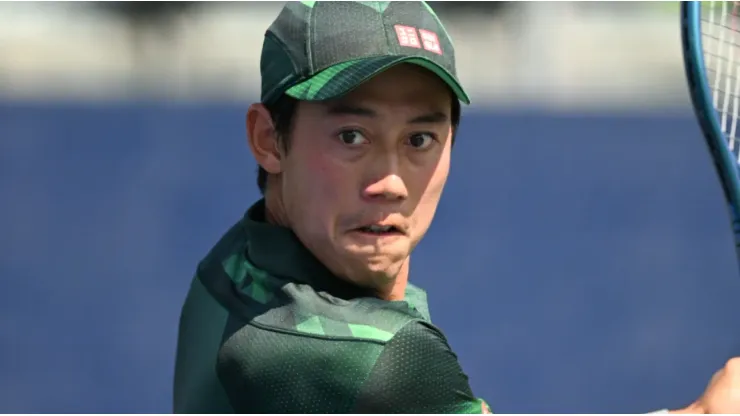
[260,1,470,106]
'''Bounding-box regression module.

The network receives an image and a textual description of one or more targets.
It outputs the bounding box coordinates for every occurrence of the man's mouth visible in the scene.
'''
[355,224,404,235]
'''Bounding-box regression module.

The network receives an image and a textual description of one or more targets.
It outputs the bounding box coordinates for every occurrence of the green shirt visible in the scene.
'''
[173,200,491,413]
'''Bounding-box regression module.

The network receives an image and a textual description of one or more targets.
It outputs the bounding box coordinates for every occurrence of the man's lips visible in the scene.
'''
[354,224,404,235]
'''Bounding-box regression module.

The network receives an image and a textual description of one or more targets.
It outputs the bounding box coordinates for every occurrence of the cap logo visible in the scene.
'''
[394,25,443,55]
[419,29,442,55]
[394,25,421,49]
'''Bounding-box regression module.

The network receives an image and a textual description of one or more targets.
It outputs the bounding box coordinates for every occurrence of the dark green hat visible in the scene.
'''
[260,1,470,106]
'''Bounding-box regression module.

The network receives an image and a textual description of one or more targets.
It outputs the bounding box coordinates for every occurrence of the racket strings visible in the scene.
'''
[703,1,740,160]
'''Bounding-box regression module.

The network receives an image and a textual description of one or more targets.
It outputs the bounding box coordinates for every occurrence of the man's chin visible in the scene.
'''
[342,244,410,264]
[342,260,406,289]
[345,250,408,278]
[342,230,411,252]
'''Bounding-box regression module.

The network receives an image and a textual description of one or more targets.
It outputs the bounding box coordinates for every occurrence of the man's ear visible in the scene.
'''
[246,103,282,175]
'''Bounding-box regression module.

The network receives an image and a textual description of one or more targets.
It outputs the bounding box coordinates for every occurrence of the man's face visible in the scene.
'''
[276,65,454,292]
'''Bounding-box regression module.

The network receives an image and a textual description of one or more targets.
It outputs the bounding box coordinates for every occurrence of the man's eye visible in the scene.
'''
[337,130,368,146]
[407,133,436,149]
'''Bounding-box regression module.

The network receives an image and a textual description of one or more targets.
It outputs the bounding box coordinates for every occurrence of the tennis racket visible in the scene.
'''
[682,1,740,267]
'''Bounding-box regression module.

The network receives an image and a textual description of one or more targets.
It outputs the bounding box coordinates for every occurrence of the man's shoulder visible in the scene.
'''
[216,309,439,413]
[227,280,429,344]
[212,277,435,413]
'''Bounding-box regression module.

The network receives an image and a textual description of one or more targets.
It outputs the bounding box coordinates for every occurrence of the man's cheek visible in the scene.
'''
[306,157,349,199]
[427,159,450,198]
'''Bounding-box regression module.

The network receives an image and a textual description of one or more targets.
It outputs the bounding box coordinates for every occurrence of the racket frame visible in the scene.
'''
[681,1,740,224]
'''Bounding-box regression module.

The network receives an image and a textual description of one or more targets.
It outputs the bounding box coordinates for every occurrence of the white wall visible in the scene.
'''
[0,2,688,110]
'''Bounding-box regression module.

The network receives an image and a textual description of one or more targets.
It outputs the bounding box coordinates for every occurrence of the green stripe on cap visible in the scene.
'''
[285,56,470,104]
[304,59,363,100]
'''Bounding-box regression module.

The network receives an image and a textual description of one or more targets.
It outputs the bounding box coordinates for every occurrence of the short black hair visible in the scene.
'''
[256,94,461,195]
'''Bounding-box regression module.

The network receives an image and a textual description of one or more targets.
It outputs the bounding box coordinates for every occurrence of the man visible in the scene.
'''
[173,1,740,413]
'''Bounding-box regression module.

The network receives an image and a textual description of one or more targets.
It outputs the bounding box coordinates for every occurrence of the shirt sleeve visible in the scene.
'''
[353,320,492,414]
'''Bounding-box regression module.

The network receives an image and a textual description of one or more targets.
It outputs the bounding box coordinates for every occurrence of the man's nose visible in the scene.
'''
[363,173,409,202]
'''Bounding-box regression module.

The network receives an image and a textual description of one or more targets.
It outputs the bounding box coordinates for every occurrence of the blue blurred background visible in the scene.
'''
[2,2,740,414]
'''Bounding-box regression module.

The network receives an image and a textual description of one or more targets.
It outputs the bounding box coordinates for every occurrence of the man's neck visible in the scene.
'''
[263,188,291,229]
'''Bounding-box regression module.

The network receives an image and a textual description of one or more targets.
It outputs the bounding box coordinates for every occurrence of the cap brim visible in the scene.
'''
[284,56,470,105]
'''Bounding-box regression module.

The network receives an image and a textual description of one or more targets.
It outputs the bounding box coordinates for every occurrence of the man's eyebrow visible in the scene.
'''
[325,104,448,124]
[409,111,448,124]
[325,104,377,118]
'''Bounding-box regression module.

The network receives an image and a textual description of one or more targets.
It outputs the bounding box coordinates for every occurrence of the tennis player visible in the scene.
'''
[173,1,740,413]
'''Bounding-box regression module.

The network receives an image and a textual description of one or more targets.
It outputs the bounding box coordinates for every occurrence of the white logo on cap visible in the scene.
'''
[394,25,421,49]
[419,29,442,55]
[394,25,443,56]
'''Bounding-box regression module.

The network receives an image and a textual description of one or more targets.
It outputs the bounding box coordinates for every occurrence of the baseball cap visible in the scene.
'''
[260,1,470,106]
